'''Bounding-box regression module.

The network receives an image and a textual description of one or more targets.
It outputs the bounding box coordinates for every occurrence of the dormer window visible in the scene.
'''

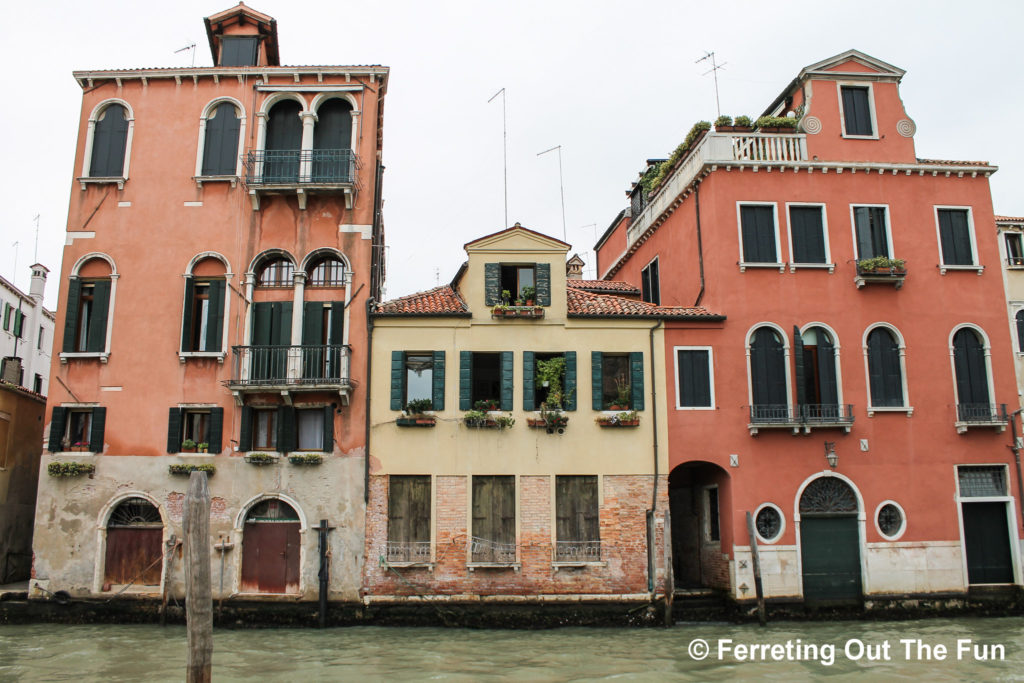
[840,85,874,137]
[501,264,535,301]
[219,36,259,66]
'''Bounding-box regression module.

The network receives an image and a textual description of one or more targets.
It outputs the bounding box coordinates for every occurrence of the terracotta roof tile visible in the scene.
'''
[567,279,641,295]
[917,158,990,166]
[567,288,722,319]
[996,215,1024,222]
[375,286,469,316]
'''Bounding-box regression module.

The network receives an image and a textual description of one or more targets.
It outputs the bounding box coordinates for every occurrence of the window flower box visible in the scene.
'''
[47,461,96,477]
[69,443,90,452]
[245,452,278,465]
[855,257,907,289]
[492,305,545,319]
[596,411,640,427]
[168,463,216,476]
[397,416,437,427]
[464,410,514,429]
[288,453,323,465]
[527,411,569,433]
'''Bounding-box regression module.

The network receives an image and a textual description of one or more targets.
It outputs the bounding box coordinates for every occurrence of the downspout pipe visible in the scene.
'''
[693,182,705,307]
[647,318,664,594]
[364,298,374,504]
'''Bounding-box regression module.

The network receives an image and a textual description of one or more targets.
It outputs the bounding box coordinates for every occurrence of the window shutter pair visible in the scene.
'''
[201,102,241,176]
[676,350,711,408]
[740,206,777,263]
[590,352,644,411]
[953,329,990,405]
[390,351,447,411]
[89,104,128,177]
[458,352,512,410]
[867,329,904,407]
[62,278,111,354]
[47,406,107,452]
[180,278,225,352]
[854,207,889,260]
[841,86,872,136]
[790,207,826,264]
[485,262,551,306]
[166,407,223,453]
[937,209,974,266]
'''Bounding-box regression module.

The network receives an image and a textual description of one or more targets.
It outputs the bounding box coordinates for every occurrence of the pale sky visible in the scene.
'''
[3,0,1023,310]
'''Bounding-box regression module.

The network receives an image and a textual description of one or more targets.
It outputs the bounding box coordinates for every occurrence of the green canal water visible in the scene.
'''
[1,617,1022,681]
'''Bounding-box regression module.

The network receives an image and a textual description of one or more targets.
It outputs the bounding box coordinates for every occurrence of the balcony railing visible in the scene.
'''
[227,344,351,390]
[957,403,1008,423]
[244,149,358,186]
[469,536,517,564]
[385,541,431,565]
[554,540,601,563]
[748,403,855,435]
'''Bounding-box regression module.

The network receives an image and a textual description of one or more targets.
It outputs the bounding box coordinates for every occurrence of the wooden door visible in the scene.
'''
[800,516,862,604]
[241,521,301,594]
[104,528,163,585]
[962,502,1014,584]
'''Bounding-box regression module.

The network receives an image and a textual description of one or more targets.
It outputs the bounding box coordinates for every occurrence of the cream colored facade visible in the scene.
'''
[997,217,1024,410]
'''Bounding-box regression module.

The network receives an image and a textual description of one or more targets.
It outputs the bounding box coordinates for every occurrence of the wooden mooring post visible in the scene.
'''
[745,510,767,626]
[184,471,213,682]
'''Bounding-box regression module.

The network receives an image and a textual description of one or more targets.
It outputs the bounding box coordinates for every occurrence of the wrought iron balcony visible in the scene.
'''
[226,344,353,401]
[748,403,855,435]
[469,536,517,565]
[956,403,1008,433]
[801,403,855,425]
[554,540,601,564]
[385,541,432,565]
[243,149,360,210]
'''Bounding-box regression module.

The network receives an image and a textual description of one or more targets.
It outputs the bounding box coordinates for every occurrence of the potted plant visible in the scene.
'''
[181,438,197,453]
[47,461,96,477]
[604,374,632,410]
[520,285,536,306]
[474,399,500,411]
[501,289,512,305]
[169,463,216,476]
[856,256,906,274]
[197,442,209,454]
[398,398,436,427]
[463,409,494,428]
[755,115,799,134]
[69,441,90,452]
[494,414,516,430]
[245,452,277,465]
[596,411,641,427]
[289,453,323,465]
[732,115,755,132]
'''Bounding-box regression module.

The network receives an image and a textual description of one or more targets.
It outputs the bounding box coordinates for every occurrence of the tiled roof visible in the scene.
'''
[917,158,990,166]
[996,215,1024,222]
[375,286,469,316]
[567,288,722,319]
[567,279,641,295]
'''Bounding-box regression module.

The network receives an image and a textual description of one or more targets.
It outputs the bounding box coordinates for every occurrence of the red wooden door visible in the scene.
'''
[241,522,300,593]
[104,528,163,585]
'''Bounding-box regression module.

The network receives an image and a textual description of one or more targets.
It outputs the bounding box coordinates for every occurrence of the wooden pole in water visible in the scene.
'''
[184,471,213,682]
[745,511,767,626]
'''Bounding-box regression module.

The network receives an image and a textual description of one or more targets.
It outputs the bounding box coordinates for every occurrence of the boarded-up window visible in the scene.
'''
[740,205,777,263]
[937,208,975,266]
[841,86,873,136]
[387,476,431,563]
[471,476,515,563]
[789,206,827,264]
[555,476,599,562]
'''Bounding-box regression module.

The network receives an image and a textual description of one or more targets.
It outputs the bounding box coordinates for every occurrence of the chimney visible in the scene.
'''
[29,263,48,302]
[565,253,585,280]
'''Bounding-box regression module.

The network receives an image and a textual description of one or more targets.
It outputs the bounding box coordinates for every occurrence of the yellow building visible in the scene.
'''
[364,225,723,611]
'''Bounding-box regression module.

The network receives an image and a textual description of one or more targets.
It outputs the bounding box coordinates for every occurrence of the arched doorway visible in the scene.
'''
[669,462,730,590]
[104,497,164,587]
[241,498,301,594]
[799,477,862,604]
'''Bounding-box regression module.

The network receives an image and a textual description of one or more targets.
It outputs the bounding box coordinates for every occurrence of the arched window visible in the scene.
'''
[312,99,354,182]
[201,102,242,176]
[257,259,294,287]
[1016,310,1024,353]
[264,100,303,182]
[62,258,113,355]
[182,257,228,353]
[306,256,346,287]
[797,326,838,419]
[749,326,788,421]
[90,104,129,177]
[953,327,992,419]
[866,327,904,407]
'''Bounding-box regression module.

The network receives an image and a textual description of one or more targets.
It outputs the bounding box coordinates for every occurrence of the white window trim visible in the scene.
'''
[836,81,879,140]
[178,253,234,363]
[785,202,835,272]
[194,97,247,185]
[754,502,786,544]
[934,205,983,274]
[947,323,1002,433]
[59,253,118,364]
[874,500,907,541]
[862,322,913,416]
[736,202,784,273]
[849,204,894,261]
[79,98,135,190]
[673,345,715,410]
[1002,232,1024,269]
[799,322,845,406]
[1010,303,1024,356]
[744,322,794,432]
[953,464,1023,587]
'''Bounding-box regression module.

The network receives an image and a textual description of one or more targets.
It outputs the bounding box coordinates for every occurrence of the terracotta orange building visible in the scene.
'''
[32,4,387,604]
[597,50,1022,607]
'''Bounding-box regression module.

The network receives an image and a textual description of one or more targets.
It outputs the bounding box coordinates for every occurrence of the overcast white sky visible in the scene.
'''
[3,0,1023,310]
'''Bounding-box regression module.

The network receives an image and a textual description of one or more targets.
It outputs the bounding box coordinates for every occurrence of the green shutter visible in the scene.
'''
[180,278,195,352]
[167,407,183,453]
[323,405,334,453]
[302,302,324,345]
[89,406,106,453]
[591,351,603,410]
[793,326,806,409]
[391,351,405,410]
[459,351,472,410]
[87,279,111,353]
[329,301,345,345]
[206,280,225,352]
[208,407,224,454]
[48,407,67,452]
[238,406,254,451]
[432,350,446,411]
[522,352,535,411]
[62,279,81,353]
[500,351,514,411]
[277,301,293,345]
[630,352,645,411]
[536,263,551,306]
[484,263,500,305]
[251,302,272,345]
[277,406,296,453]
[565,351,577,411]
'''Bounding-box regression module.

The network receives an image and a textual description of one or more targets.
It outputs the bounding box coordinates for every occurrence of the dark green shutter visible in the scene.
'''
[790,207,826,264]
[536,263,551,306]
[459,351,473,410]
[61,279,81,353]
[432,351,446,411]
[48,407,67,452]
[817,331,838,407]
[329,301,345,345]
[522,352,535,411]
[564,351,577,411]
[322,405,334,453]
[500,351,514,411]
[793,326,806,409]
[87,279,111,353]
[390,351,405,410]
[591,351,603,410]
[484,263,501,305]
[275,302,293,345]
[938,209,973,266]
[677,349,711,408]
[277,406,296,453]
[252,302,273,345]
[238,406,254,451]
[741,206,776,263]
[167,407,183,453]
[630,352,645,411]
[302,302,324,345]
[181,278,195,352]
[208,407,223,454]
[89,407,106,453]
[206,280,225,352]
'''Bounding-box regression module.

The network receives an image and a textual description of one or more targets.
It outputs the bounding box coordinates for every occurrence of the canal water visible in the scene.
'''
[1,617,1021,681]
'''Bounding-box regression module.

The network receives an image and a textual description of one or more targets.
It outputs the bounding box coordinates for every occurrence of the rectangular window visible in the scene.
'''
[532,352,566,409]
[601,353,631,409]
[500,264,536,301]
[937,208,976,266]
[555,475,600,562]
[387,475,431,563]
[1006,233,1024,266]
[705,487,720,542]
[37,326,44,349]
[675,347,714,409]
[739,204,778,263]
[33,374,42,394]
[2,304,10,331]
[471,352,501,405]
[183,279,224,353]
[404,353,434,404]
[853,206,890,260]
[182,410,209,445]
[841,85,873,136]
[471,475,516,563]
[11,310,23,338]
[253,408,277,450]
[788,205,828,264]
[66,409,93,450]
[219,36,259,67]
[641,258,660,305]
[296,408,325,450]
[957,465,1007,498]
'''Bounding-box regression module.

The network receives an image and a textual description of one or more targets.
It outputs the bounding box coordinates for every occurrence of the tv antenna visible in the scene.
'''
[696,51,726,119]
[488,87,509,228]
[175,42,197,67]
[33,214,40,262]
[537,145,567,242]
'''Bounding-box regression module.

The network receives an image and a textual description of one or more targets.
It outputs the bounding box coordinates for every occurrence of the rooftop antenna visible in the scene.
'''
[488,88,509,228]
[581,223,597,278]
[696,51,726,119]
[537,145,567,242]
[11,241,19,287]
[33,214,40,262]
[175,42,197,68]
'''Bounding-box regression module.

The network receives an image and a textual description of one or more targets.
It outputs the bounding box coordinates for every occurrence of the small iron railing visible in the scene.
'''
[957,403,1008,423]
[229,345,351,386]
[385,541,431,564]
[470,536,516,564]
[749,404,855,425]
[244,149,358,185]
[801,403,855,424]
[749,404,796,424]
[554,540,601,563]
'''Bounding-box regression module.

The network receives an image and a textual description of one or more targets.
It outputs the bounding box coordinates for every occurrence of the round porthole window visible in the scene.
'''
[755,504,784,543]
[876,502,905,540]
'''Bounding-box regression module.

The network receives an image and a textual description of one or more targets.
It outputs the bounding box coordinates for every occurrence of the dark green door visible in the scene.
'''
[963,502,1014,584]
[800,516,862,604]
[251,302,292,381]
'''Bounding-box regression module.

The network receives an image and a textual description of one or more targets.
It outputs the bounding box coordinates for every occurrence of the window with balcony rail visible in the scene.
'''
[555,476,599,563]
[387,475,431,564]
[471,476,516,564]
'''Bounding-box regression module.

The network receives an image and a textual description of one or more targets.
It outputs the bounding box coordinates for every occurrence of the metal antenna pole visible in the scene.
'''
[11,241,18,285]
[696,51,727,119]
[537,145,567,241]
[33,214,40,262]
[488,88,508,228]
[175,43,197,68]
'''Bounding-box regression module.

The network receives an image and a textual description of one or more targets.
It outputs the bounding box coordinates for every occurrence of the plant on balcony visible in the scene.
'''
[181,439,197,453]
[714,115,733,128]
[755,115,798,133]
[289,453,323,465]
[492,304,544,319]
[494,415,516,429]
[398,399,436,427]
[474,399,500,411]
[856,256,906,274]
[596,411,640,427]
[48,461,96,477]
[245,452,277,465]
[197,442,209,454]
[501,289,512,305]
[520,285,536,306]
[604,374,632,411]
[69,441,90,452]
[464,409,514,429]
[734,115,754,128]
[717,114,756,133]
[169,463,216,476]
[528,405,570,432]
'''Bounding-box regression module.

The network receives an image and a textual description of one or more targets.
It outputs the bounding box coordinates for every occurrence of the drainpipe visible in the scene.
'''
[364,297,374,504]
[647,318,664,594]
[693,182,706,307]
[1009,409,1024,534]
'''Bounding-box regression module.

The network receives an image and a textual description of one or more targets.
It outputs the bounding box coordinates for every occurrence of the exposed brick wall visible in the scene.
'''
[364,474,664,596]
